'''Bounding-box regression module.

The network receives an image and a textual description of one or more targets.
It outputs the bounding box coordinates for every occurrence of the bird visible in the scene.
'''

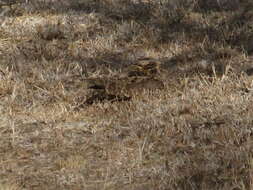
[36,22,64,41]
[127,57,161,77]
[83,76,164,105]
[80,57,165,105]
[83,77,131,105]
[126,77,164,92]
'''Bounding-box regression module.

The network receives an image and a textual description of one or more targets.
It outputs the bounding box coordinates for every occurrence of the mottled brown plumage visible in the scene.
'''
[127,57,161,77]
[82,58,165,105]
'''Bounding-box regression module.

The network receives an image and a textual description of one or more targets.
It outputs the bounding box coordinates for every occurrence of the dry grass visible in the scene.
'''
[0,0,253,189]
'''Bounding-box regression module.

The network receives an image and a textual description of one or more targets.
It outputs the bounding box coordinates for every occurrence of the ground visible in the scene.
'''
[0,0,253,189]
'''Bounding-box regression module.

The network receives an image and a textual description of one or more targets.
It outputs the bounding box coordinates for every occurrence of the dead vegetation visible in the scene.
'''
[0,0,253,189]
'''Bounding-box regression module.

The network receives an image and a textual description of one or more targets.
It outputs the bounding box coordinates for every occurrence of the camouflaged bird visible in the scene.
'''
[82,57,164,105]
[127,57,161,77]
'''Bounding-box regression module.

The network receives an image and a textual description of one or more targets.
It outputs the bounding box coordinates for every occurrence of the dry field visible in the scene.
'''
[0,0,253,189]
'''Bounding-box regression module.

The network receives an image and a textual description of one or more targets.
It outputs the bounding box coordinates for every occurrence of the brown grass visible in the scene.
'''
[0,0,253,189]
